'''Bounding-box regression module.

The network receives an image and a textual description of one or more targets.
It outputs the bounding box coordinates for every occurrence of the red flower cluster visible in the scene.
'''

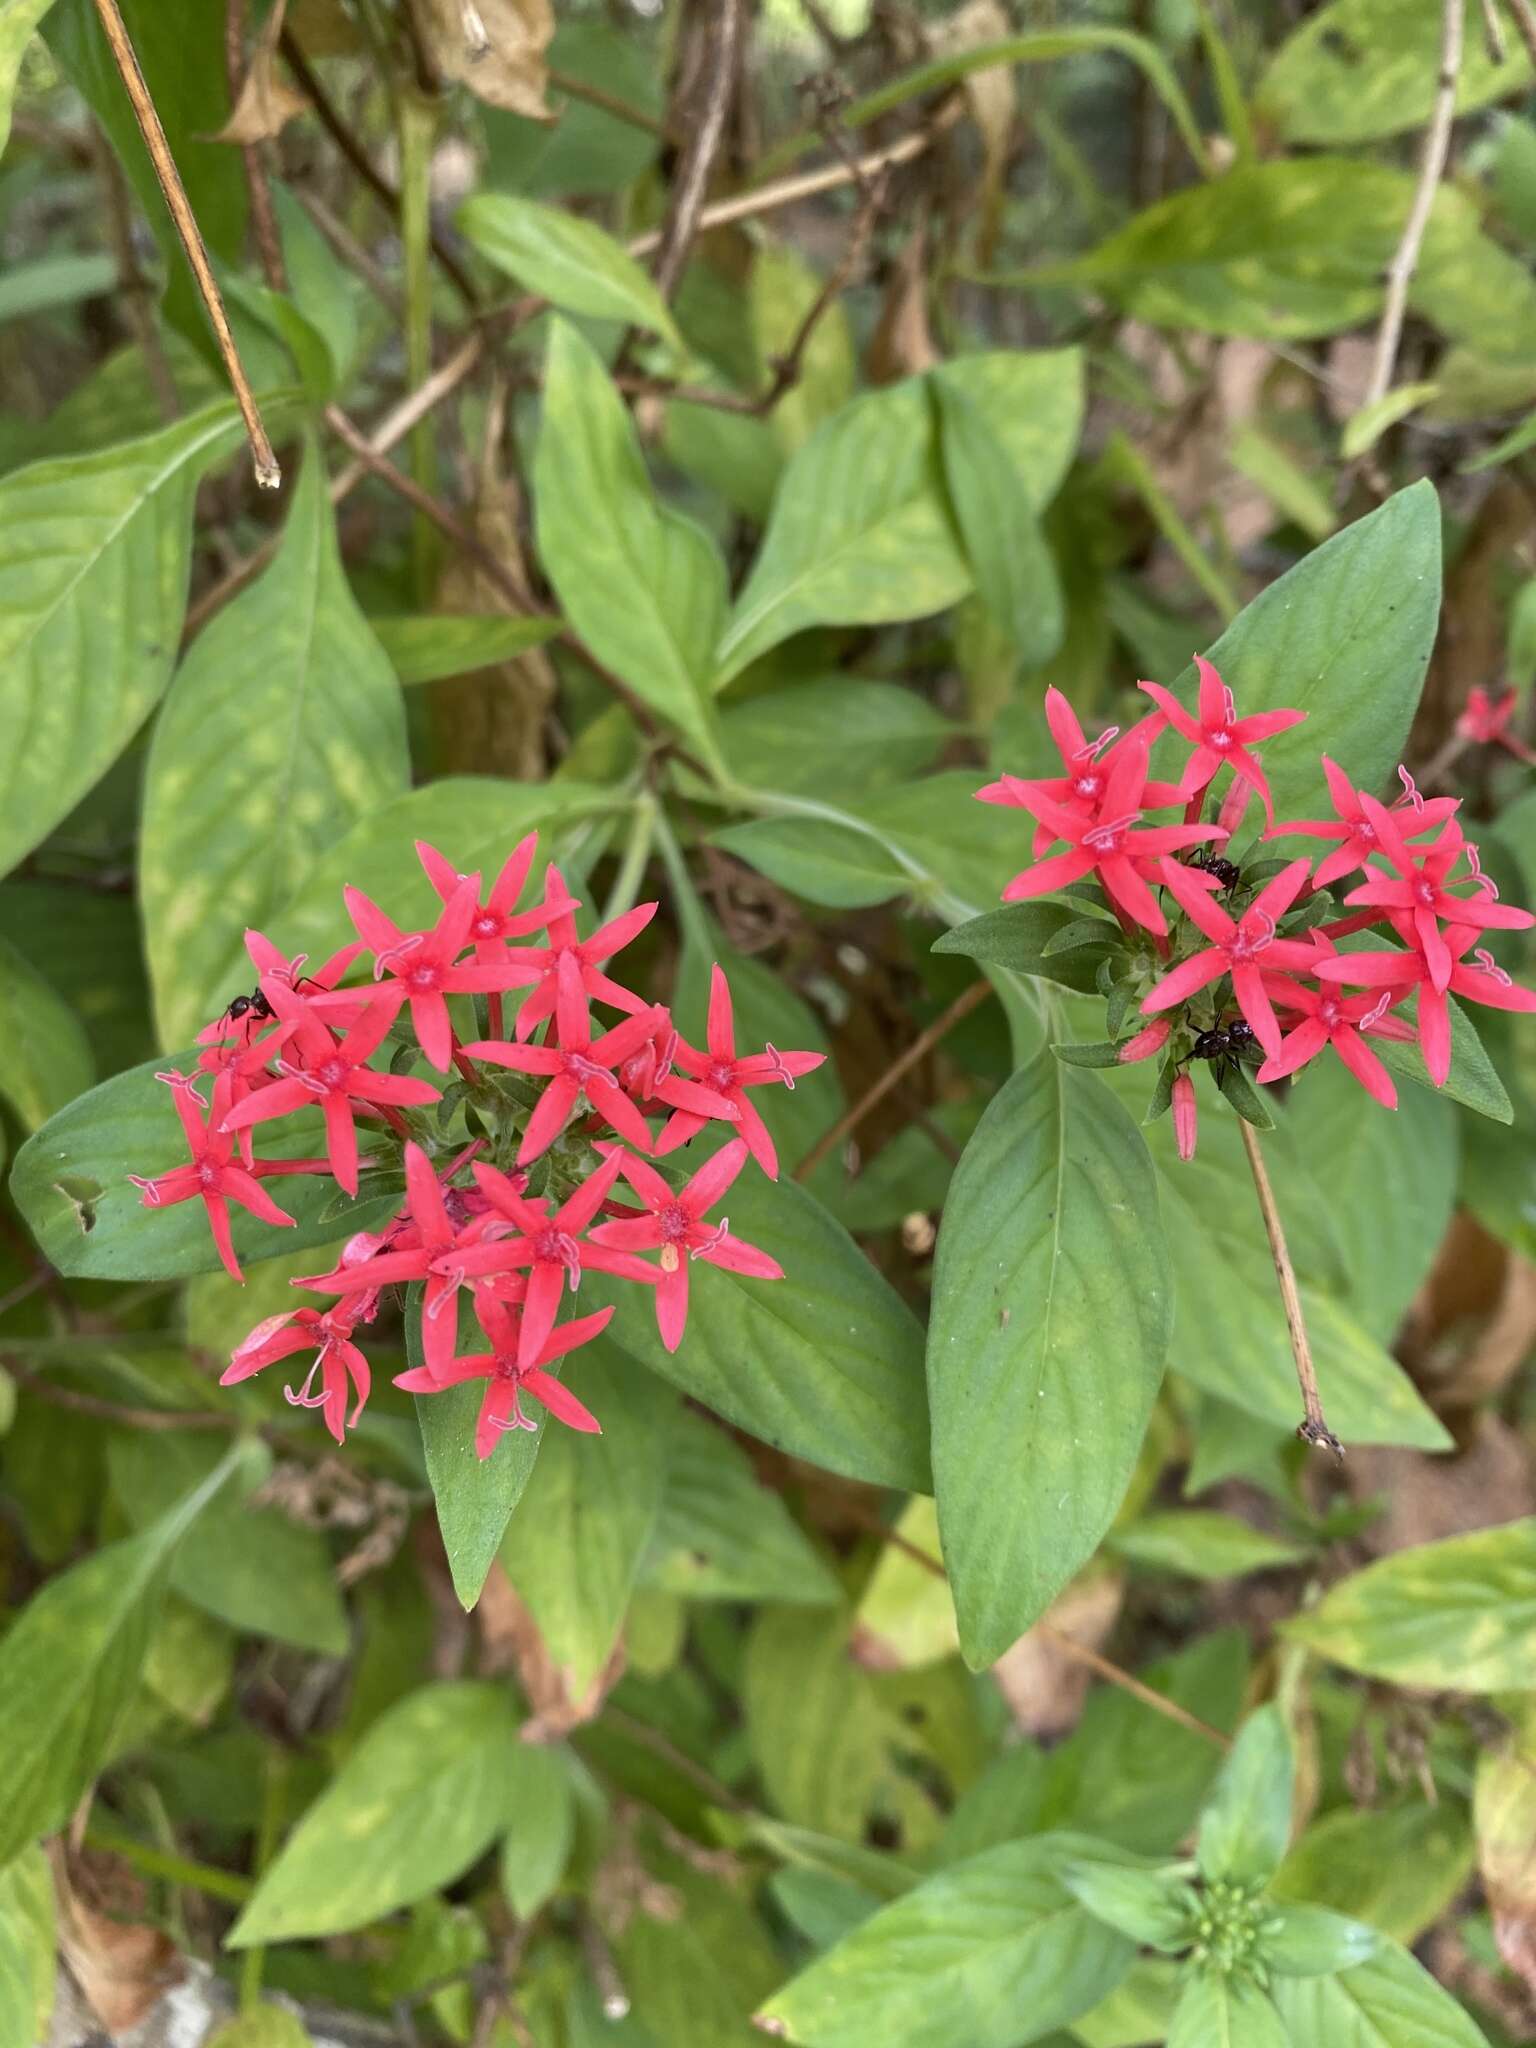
[130,836,823,1451]
[981,658,1536,1159]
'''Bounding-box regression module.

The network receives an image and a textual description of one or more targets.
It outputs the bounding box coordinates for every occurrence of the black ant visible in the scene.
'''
[1190,1018,1258,1062]
[1190,848,1241,891]
[219,985,275,1030]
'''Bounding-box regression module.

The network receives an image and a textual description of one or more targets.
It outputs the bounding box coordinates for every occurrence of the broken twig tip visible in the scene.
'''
[1297,1417,1346,1461]
[253,456,283,491]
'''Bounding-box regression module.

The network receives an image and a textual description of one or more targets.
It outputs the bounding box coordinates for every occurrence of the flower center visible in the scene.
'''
[1354,821,1376,846]
[1209,728,1233,751]
[562,1049,607,1087]
[1227,910,1275,964]
[1082,810,1142,855]
[1072,773,1101,801]
[536,1228,582,1285]
[706,1060,735,1091]
[197,1160,220,1189]
[1415,879,1436,907]
[317,1058,347,1090]
[660,1202,691,1244]
[1319,999,1342,1029]
[474,913,502,939]
[409,963,441,990]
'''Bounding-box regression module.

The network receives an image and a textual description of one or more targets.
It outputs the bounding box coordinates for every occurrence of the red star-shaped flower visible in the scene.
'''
[1142,857,1319,1056]
[301,1141,500,1376]
[506,866,657,1040]
[415,834,578,961]
[588,1138,782,1353]
[395,1291,611,1458]
[1340,801,1533,992]
[453,1152,657,1369]
[978,690,1183,859]
[328,874,544,1071]
[1315,924,1536,1087]
[220,1301,372,1443]
[1000,732,1227,936]
[462,952,663,1164]
[652,966,825,1178]
[221,981,440,1196]
[1139,657,1305,824]
[128,1070,319,1282]
[1275,757,1460,890]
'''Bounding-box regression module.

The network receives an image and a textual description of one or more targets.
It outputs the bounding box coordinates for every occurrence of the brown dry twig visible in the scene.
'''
[1361,0,1465,414]
[1239,1118,1344,1457]
[90,0,282,487]
[847,1501,1230,1750]
[651,0,746,299]
[795,980,992,1182]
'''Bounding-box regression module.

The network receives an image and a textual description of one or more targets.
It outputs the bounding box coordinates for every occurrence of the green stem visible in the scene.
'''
[85,1827,254,1903]
[238,1750,290,2010]
[602,793,659,925]
[652,803,712,959]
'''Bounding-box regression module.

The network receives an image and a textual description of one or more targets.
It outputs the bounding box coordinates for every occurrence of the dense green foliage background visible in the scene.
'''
[3,1,1536,2044]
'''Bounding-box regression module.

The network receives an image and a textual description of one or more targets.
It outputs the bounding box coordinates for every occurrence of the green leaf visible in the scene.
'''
[1226,424,1337,542]
[1035,161,1536,355]
[0,1441,243,1863]
[0,400,256,882]
[535,319,725,761]
[0,250,114,325]
[1061,1859,1194,1951]
[498,1747,574,1921]
[109,1433,347,1656]
[1168,1972,1289,2048]
[718,679,951,799]
[410,1294,542,1612]
[1197,1705,1293,1886]
[934,373,1064,664]
[368,612,562,687]
[1147,1126,1452,1453]
[1160,484,1441,830]
[1285,1519,1536,1691]
[1340,382,1440,461]
[1263,1904,1381,1977]
[934,902,1122,995]
[745,1607,894,1843]
[756,1833,1136,2048]
[1034,1631,1249,1857]
[205,2012,313,2048]
[1271,1939,1494,2048]
[0,0,57,161]
[1109,1511,1307,1581]
[228,1682,522,1945]
[1257,0,1530,146]
[499,1342,673,1692]
[1271,1802,1474,1945]
[459,193,683,345]
[715,355,1081,683]
[0,1845,54,2048]
[0,931,93,1129]
[642,1408,840,1604]
[9,1050,397,1282]
[586,1170,931,1493]
[141,444,408,1045]
[715,381,969,683]
[928,1055,1171,1667]
[853,1498,960,1670]
[713,815,914,910]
